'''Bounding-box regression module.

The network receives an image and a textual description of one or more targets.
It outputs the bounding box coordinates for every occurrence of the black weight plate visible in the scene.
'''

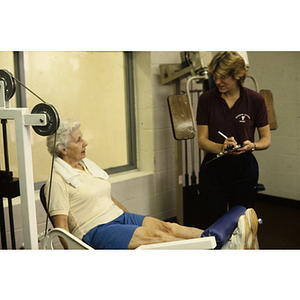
[31,103,60,136]
[0,69,16,101]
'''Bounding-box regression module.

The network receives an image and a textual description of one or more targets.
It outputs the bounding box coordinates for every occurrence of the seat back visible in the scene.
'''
[40,184,55,227]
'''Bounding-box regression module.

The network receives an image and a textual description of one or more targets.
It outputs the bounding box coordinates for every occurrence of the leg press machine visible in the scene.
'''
[39,183,251,250]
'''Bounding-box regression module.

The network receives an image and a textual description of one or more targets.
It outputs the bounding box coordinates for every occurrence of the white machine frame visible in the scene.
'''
[39,227,217,250]
[0,81,47,249]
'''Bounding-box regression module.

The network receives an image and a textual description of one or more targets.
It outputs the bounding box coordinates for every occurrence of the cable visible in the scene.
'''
[13,77,46,103]
[44,131,57,241]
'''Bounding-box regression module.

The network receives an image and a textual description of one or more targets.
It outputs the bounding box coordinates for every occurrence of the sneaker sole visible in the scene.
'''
[245,208,258,249]
[224,215,250,250]
[241,215,250,249]
[235,215,250,249]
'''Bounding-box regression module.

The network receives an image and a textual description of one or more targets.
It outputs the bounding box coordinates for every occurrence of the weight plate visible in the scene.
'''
[31,103,60,136]
[0,69,16,101]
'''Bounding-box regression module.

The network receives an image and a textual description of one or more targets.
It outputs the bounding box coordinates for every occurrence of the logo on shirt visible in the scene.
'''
[235,113,250,123]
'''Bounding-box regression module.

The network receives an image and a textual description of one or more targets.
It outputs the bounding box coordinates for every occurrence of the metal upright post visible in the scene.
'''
[14,112,39,249]
[0,81,39,249]
[173,79,184,225]
[1,118,17,249]
[0,196,7,249]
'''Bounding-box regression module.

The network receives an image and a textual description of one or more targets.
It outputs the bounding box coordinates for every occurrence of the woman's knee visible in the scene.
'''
[138,226,169,240]
[142,216,177,235]
[160,221,181,235]
[128,226,177,249]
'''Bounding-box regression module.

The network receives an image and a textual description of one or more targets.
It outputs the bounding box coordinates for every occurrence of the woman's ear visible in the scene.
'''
[60,148,68,156]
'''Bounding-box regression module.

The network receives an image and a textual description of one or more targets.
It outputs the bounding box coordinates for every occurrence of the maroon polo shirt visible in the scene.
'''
[196,86,269,145]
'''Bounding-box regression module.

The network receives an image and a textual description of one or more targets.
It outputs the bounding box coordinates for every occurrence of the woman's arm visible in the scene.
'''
[238,124,271,154]
[111,196,129,212]
[198,124,271,155]
[255,124,271,150]
[198,125,222,153]
[197,125,237,154]
[51,214,69,249]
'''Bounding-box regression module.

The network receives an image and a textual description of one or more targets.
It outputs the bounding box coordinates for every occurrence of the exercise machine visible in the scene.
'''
[0,70,59,249]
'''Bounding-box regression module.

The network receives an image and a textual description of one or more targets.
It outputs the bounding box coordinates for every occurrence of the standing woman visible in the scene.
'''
[196,51,271,228]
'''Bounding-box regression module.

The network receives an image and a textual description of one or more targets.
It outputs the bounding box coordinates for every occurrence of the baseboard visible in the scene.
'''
[256,193,300,210]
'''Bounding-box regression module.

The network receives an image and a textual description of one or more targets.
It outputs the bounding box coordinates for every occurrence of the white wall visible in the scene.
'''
[246,52,300,201]
[109,52,181,220]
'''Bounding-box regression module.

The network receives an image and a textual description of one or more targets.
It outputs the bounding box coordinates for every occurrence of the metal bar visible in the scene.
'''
[185,75,208,135]
[185,140,188,186]
[24,113,47,126]
[173,79,184,225]
[14,52,27,108]
[0,197,7,249]
[7,197,16,249]
[1,119,11,178]
[14,110,38,249]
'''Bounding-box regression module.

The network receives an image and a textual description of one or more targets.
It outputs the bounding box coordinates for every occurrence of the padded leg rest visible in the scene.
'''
[201,205,247,249]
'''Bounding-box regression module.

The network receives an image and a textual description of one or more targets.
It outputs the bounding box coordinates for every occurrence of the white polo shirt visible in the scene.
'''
[44,165,123,240]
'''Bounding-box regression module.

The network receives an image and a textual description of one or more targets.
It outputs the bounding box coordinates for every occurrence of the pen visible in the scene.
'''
[218,131,228,139]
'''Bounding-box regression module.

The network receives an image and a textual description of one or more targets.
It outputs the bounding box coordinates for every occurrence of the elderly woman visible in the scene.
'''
[45,119,208,249]
[196,51,271,228]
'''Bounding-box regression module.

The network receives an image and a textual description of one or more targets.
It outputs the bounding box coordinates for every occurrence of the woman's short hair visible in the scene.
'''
[208,51,248,85]
[46,118,81,157]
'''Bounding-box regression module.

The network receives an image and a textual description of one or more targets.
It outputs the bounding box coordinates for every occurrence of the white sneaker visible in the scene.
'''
[245,208,258,249]
[228,215,250,250]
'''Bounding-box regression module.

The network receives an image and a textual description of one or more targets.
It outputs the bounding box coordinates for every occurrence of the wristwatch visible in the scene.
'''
[252,143,256,151]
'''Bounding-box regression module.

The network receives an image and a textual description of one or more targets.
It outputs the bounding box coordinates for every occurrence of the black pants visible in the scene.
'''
[199,152,259,228]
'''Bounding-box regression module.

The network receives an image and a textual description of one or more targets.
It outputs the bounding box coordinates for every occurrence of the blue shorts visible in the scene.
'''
[82,212,146,249]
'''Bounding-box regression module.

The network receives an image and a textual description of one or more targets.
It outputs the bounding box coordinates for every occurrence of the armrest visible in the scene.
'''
[40,228,94,250]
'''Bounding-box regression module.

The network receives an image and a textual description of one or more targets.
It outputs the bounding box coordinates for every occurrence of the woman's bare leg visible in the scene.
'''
[142,216,204,239]
[127,226,183,249]
[127,216,204,249]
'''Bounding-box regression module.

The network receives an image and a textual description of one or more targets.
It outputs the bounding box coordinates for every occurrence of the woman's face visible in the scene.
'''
[214,75,239,94]
[63,128,88,164]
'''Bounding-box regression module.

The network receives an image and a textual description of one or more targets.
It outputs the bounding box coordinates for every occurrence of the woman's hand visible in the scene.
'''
[222,136,237,152]
[236,140,255,154]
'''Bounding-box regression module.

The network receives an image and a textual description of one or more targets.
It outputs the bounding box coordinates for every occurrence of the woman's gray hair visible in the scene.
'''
[46,119,81,157]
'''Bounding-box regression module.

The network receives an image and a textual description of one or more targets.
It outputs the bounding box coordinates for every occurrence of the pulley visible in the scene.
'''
[31,103,60,136]
[0,69,60,136]
[0,70,16,101]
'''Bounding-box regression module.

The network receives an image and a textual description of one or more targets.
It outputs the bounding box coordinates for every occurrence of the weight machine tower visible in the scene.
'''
[0,70,59,249]
[159,51,212,225]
